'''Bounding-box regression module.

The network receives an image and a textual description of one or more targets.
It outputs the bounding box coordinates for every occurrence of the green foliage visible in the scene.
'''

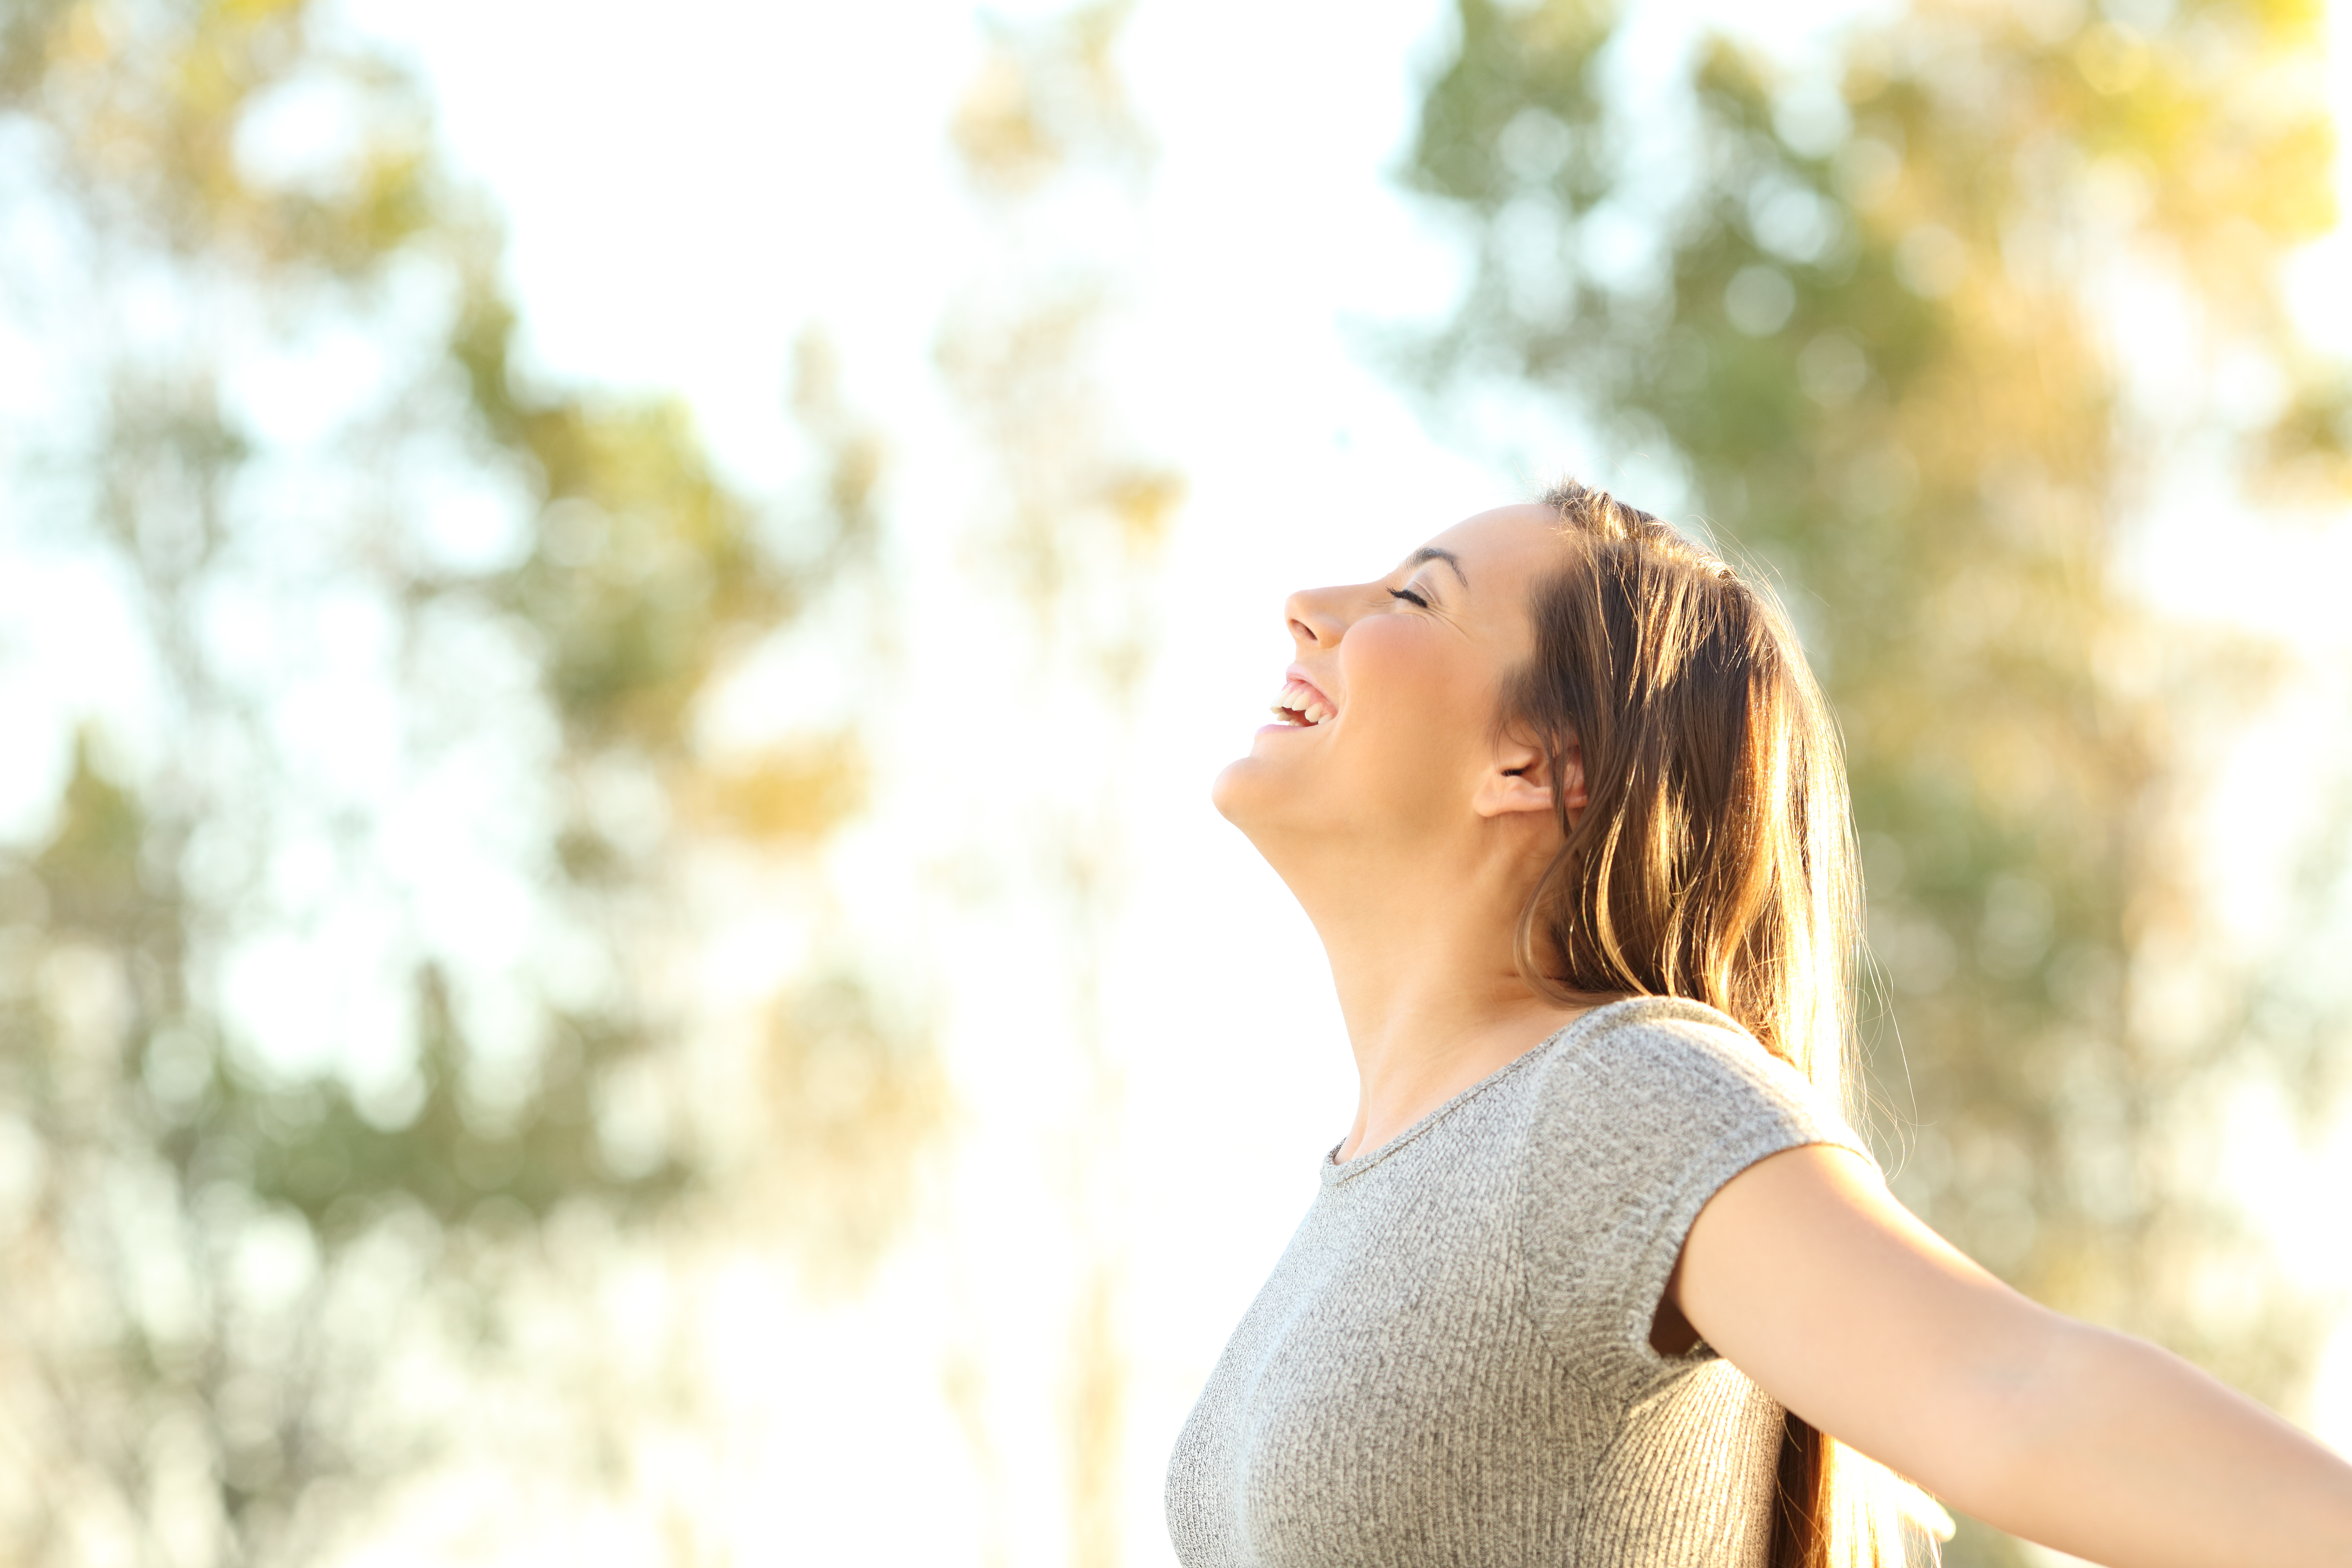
[0,1,926,1561]
[1401,2,2348,1561]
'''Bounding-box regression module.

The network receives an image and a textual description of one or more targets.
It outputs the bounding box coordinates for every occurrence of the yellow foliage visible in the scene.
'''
[756,979,951,1293]
[951,53,1058,194]
[684,739,866,847]
[948,0,1146,197]
[1105,466,1185,550]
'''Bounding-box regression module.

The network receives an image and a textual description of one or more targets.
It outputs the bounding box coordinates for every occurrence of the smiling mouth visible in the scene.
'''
[1270,679,1336,727]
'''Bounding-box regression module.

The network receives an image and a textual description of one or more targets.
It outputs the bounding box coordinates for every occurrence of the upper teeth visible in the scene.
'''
[1272,680,1335,726]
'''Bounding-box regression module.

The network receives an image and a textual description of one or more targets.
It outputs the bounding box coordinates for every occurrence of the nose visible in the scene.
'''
[1283,585,1346,651]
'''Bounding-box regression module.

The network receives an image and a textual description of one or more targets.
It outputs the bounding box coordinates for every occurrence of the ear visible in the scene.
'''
[1473,731,1589,824]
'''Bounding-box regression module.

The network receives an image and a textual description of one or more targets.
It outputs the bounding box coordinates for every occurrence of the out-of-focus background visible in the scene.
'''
[1,0,2348,1564]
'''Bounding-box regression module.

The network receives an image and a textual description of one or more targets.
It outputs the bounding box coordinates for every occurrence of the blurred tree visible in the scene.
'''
[938,4,1180,1564]
[1401,0,2349,1561]
[0,0,933,1562]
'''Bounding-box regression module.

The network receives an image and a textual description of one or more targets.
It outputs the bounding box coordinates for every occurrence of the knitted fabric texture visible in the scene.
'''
[1165,995,1873,1568]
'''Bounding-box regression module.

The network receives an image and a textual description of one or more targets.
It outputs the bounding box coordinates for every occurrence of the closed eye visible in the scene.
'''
[1388,587,1429,608]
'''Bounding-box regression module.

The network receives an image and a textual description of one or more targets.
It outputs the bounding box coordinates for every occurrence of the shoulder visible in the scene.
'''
[1537,996,1831,1117]
[1516,995,1874,1197]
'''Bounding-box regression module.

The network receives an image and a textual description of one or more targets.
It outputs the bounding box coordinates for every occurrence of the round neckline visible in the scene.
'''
[1318,998,1701,1186]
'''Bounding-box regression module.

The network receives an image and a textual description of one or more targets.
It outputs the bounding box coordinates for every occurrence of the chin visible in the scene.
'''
[1214,747,1325,866]
[1210,753,1258,828]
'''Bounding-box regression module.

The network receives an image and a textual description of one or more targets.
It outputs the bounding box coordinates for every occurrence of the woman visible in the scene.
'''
[1165,483,2352,1566]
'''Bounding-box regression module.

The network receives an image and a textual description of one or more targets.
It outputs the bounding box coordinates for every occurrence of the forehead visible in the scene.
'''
[1414,505,1569,588]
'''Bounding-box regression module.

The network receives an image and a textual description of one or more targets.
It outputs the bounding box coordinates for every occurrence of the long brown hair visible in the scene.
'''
[1508,480,1943,1568]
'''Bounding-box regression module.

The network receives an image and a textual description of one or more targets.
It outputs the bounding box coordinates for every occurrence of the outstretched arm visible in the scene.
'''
[1672,1144,2352,1568]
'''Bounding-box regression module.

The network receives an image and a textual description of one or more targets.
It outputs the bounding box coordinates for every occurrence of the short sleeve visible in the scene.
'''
[1514,997,1874,1397]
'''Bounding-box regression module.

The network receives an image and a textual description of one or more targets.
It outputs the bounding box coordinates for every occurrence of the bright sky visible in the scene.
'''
[4,0,2332,1560]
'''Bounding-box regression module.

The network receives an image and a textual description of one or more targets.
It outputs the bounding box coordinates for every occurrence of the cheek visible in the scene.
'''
[1339,627,1492,797]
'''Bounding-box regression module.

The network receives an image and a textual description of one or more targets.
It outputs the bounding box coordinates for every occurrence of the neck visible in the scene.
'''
[1283,837,1591,1163]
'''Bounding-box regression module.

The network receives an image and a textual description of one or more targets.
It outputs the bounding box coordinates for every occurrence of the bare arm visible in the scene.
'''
[1672,1144,2352,1567]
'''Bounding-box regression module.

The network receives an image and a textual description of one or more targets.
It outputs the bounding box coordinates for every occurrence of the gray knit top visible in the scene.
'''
[1165,996,1873,1568]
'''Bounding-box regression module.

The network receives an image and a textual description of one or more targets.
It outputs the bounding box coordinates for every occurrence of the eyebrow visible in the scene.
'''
[1405,546,1470,590]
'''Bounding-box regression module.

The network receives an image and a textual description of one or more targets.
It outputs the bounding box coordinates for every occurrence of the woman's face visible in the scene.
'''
[1212,505,1570,854]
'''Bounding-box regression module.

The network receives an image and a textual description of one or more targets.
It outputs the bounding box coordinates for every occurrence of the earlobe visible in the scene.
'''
[1475,767,1557,819]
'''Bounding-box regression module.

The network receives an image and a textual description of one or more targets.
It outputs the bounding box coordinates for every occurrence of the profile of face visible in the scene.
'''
[1212,505,1588,882]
